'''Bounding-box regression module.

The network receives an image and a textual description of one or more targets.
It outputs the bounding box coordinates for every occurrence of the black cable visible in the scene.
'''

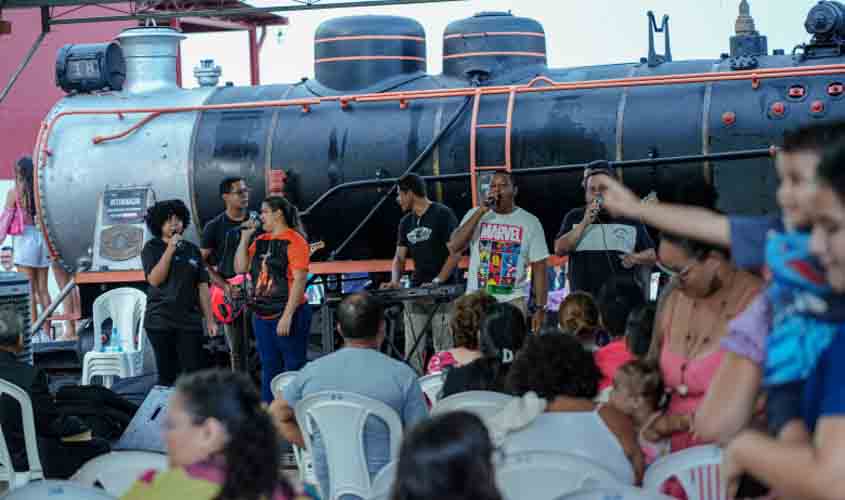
[327,94,473,261]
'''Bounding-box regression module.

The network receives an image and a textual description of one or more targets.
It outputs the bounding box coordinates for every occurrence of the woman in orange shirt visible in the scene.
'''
[235,196,311,403]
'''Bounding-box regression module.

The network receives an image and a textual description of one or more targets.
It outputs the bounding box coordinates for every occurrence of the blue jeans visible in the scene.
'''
[253,303,312,402]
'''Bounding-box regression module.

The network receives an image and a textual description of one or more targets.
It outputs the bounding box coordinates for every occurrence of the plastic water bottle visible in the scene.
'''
[110,327,123,353]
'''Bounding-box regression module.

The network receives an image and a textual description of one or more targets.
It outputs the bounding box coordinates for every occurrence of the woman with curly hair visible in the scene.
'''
[557,291,609,350]
[390,411,503,500]
[142,199,217,386]
[426,290,497,374]
[122,369,305,500]
[441,302,526,397]
[505,334,644,484]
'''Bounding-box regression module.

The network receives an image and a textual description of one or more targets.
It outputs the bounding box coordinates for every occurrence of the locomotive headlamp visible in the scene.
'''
[56,42,125,94]
[805,1,845,42]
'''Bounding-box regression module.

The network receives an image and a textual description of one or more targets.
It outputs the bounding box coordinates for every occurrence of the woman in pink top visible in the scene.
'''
[427,290,496,374]
[649,232,761,453]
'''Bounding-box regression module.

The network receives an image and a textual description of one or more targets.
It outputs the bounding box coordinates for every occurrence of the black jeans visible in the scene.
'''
[146,327,208,386]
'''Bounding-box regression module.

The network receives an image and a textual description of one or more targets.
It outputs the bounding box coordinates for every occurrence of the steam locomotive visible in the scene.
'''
[36,1,845,287]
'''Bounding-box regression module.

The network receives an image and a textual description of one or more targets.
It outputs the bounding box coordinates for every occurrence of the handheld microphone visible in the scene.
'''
[484,193,499,209]
[241,211,261,231]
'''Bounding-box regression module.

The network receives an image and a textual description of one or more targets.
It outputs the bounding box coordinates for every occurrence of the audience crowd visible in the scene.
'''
[8,121,845,500]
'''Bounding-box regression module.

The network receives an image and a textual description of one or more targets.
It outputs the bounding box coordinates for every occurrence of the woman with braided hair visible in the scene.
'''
[122,369,307,500]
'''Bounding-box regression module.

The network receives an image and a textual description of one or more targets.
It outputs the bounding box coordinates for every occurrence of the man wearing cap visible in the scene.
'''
[0,306,109,477]
[554,161,655,298]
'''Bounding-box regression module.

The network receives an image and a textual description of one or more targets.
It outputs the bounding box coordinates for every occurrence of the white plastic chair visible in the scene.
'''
[368,460,397,500]
[502,413,635,485]
[431,390,514,419]
[270,371,316,486]
[496,450,622,500]
[295,391,403,500]
[1,479,117,499]
[418,373,445,405]
[82,288,147,387]
[70,450,167,497]
[643,445,724,500]
[81,355,131,389]
[558,486,674,499]
[0,380,44,490]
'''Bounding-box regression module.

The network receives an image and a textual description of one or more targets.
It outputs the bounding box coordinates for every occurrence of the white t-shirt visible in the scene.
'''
[461,206,550,303]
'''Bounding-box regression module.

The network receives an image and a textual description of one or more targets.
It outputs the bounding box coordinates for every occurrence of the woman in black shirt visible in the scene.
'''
[141,200,218,386]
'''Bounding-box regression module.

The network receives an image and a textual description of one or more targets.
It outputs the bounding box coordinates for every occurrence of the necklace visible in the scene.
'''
[674,277,735,397]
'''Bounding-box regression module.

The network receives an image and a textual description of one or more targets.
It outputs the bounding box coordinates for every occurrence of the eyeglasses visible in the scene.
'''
[656,259,694,278]
[227,188,250,197]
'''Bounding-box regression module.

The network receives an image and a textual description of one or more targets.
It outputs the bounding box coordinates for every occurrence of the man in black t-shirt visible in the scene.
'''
[201,177,254,372]
[381,174,459,372]
[554,161,655,299]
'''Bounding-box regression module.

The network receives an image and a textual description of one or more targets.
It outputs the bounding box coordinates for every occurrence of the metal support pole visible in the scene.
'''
[170,18,182,88]
[0,6,49,104]
[248,25,260,86]
[31,278,76,335]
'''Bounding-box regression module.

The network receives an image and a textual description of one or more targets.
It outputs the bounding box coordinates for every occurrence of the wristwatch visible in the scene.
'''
[431,277,442,286]
[528,302,546,314]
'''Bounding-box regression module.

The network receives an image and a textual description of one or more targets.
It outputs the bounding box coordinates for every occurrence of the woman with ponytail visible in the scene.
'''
[441,302,526,398]
[7,157,51,337]
[122,369,306,500]
[235,196,312,402]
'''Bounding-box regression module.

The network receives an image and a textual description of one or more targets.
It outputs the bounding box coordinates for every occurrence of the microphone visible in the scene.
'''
[241,211,261,231]
[484,193,499,209]
[590,195,603,218]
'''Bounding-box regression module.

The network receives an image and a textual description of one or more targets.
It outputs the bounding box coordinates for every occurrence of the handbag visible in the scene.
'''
[0,191,26,241]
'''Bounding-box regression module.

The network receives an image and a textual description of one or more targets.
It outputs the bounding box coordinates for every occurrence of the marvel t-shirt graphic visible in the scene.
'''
[477,222,523,295]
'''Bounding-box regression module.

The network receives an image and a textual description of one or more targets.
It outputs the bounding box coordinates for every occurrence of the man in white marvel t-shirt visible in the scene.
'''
[448,172,549,331]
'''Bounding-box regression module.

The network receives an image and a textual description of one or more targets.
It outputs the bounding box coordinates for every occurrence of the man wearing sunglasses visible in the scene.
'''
[201,177,258,372]
[554,160,655,298]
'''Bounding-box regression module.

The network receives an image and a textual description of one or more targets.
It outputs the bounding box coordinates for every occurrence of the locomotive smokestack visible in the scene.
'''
[730,0,767,57]
[116,26,185,94]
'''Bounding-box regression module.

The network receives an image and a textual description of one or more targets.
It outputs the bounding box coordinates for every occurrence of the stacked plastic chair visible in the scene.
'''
[81,288,146,388]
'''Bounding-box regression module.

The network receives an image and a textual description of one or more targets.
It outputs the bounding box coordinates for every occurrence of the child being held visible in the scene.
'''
[610,360,691,465]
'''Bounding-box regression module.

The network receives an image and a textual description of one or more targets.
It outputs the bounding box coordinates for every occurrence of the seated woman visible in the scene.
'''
[441,302,526,398]
[649,230,761,454]
[390,411,503,500]
[122,369,305,500]
[558,291,609,350]
[427,290,496,374]
[505,334,644,484]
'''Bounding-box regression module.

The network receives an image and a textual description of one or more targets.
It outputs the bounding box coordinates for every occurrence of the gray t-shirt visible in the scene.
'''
[283,347,428,497]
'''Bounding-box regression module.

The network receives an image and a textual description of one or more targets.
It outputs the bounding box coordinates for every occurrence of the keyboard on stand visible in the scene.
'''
[368,283,466,303]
